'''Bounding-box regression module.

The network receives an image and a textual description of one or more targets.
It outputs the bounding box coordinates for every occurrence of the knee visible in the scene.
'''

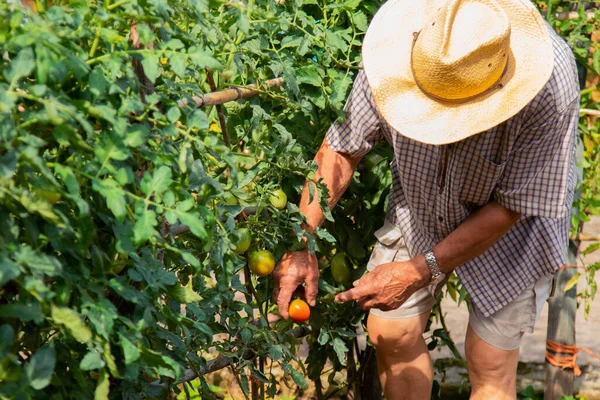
[367,315,424,358]
[465,328,519,384]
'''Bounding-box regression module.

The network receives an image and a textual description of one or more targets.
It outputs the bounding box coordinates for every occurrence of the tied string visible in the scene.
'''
[544,264,600,376]
[545,339,600,376]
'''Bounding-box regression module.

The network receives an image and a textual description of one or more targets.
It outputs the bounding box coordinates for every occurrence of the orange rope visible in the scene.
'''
[557,264,580,270]
[545,339,600,376]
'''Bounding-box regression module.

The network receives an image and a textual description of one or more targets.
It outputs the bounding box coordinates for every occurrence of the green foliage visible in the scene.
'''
[542,0,600,318]
[0,0,382,397]
[1,0,598,398]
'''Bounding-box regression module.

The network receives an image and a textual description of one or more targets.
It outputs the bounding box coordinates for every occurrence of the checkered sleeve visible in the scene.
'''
[326,70,383,158]
[493,98,580,218]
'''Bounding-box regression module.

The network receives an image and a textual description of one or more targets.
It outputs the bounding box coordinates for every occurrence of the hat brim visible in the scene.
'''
[362,0,554,145]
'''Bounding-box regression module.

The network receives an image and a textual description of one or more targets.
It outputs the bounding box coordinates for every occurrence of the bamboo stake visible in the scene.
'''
[571,232,600,242]
[581,108,600,118]
[554,10,596,21]
[177,78,284,108]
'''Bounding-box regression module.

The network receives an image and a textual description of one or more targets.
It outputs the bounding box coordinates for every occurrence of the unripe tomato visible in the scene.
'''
[364,152,386,171]
[269,189,287,210]
[288,299,310,323]
[331,252,351,284]
[232,228,252,254]
[223,192,238,205]
[248,250,275,276]
[34,188,61,204]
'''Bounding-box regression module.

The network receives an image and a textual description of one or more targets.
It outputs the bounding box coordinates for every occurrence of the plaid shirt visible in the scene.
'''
[326,27,581,317]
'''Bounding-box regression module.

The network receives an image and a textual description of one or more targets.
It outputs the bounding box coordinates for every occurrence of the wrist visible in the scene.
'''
[411,254,431,287]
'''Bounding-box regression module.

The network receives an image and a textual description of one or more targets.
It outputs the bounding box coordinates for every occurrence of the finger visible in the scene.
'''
[272,287,280,304]
[352,279,361,287]
[305,266,319,307]
[275,285,296,320]
[335,286,368,303]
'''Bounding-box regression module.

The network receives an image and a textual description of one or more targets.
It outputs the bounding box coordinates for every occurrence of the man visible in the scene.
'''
[272,0,580,398]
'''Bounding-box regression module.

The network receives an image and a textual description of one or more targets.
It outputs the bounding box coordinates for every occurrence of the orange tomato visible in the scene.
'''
[288,299,310,323]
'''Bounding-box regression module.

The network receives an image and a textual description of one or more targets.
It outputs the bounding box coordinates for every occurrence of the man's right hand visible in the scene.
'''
[272,248,319,320]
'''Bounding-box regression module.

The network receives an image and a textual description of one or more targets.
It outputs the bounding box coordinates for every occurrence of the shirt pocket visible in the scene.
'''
[455,152,507,208]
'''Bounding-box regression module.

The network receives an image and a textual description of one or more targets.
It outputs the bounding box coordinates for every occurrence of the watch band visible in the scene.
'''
[423,249,443,280]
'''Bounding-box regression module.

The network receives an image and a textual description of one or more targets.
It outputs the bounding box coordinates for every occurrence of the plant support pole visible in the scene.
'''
[177,78,284,108]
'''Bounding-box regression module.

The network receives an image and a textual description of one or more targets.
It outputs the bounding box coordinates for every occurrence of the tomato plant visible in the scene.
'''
[0,0,596,399]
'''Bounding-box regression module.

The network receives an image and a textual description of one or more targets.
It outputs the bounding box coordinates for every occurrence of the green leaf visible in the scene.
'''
[325,30,348,53]
[353,11,368,31]
[177,211,207,239]
[0,90,17,114]
[15,246,63,277]
[80,351,105,371]
[95,369,110,400]
[0,149,18,178]
[92,178,126,222]
[0,325,14,358]
[168,283,202,304]
[124,124,149,147]
[4,47,35,84]
[26,345,56,390]
[188,47,222,70]
[169,53,186,78]
[317,329,329,345]
[141,54,160,83]
[281,36,303,49]
[89,67,108,98]
[0,303,44,323]
[0,257,20,287]
[564,272,580,293]
[133,208,157,244]
[296,65,322,87]
[119,334,140,365]
[167,106,181,123]
[151,166,173,194]
[189,109,209,129]
[582,242,599,255]
[51,306,92,344]
[331,337,347,364]
[165,39,185,49]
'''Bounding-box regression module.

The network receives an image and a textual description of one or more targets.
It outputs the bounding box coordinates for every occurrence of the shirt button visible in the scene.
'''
[438,216,444,222]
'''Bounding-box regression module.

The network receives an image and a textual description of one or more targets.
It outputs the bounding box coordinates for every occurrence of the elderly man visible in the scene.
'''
[272,0,580,398]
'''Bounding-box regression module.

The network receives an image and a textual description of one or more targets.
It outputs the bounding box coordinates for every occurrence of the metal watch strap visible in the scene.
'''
[423,249,443,280]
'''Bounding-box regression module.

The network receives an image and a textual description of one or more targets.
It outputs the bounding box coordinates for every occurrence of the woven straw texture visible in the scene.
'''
[362,0,554,145]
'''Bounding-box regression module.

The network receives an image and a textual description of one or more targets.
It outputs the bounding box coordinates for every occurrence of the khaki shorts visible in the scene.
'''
[367,221,555,351]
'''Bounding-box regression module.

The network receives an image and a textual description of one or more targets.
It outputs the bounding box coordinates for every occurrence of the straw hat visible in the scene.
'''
[362,0,553,145]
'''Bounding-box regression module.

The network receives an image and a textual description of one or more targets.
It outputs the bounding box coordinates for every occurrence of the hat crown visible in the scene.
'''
[411,0,511,101]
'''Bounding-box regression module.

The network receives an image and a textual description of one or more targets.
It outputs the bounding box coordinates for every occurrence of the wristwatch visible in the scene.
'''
[423,249,446,289]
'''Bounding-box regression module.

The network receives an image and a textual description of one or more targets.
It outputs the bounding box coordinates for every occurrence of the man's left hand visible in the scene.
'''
[334,259,430,311]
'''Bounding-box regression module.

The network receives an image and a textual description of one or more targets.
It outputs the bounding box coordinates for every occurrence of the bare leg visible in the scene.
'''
[366,312,433,400]
[465,325,520,400]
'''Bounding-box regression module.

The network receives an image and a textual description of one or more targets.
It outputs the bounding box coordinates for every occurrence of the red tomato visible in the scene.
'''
[288,299,310,323]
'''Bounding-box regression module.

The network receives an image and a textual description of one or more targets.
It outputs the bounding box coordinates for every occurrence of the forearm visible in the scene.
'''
[413,202,521,279]
[300,139,361,233]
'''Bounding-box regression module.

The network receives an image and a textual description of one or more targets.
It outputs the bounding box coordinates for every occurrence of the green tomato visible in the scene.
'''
[269,189,287,210]
[364,152,386,171]
[34,188,62,204]
[248,250,275,276]
[330,252,351,284]
[223,192,239,206]
[233,228,252,254]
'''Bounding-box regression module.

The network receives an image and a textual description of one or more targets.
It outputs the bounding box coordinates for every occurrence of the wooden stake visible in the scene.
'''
[177,78,284,108]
